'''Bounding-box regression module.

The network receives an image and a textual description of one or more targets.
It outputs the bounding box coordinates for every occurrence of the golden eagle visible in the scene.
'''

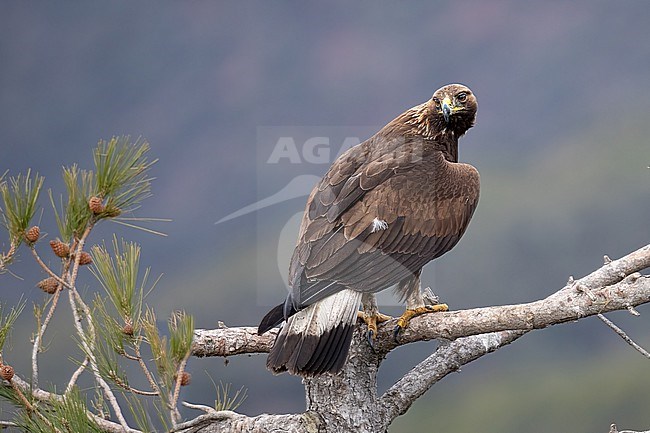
[258,84,480,376]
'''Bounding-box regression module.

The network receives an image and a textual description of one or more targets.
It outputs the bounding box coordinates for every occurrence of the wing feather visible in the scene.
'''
[289,140,479,308]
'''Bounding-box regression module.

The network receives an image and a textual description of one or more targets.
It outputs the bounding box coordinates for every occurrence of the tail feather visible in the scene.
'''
[266,289,362,376]
[257,303,285,335]
[306,322,354,373]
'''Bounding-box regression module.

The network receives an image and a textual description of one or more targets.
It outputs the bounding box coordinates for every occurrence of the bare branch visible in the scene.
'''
[133,344,162,396]
[379,330,525,428]
[67,287,131,430]
[182,401,218,413]
[31,277,64,390]
[191,274,650,359]
[579,244,650,288]
[192,326,276,357]
[65,356,89,395]
[169,410,235,432]
[192,245,650,360]
[375,268,650,353]
[169,412,319,433]
[170,353,190,427]
[31,247,72,391]
[67,222,93,293]
[112,375,159,396]
[597,313,650,359]
[29,246,71,289]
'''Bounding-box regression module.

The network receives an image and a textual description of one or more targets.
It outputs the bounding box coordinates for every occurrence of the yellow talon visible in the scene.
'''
[358,311,393,350]
[394,303,448,340]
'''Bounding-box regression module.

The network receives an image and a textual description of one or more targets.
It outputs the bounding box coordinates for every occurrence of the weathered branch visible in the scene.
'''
[65,356,89,395]
[376,271,649,352]
[193,244,650,358]
[64,224,132,430]
[189,243,650,433]
[30,246,70,391]
[378,330,525,428]
[193,271,650,358]
[192,326,276,357]
[173,412,319,433]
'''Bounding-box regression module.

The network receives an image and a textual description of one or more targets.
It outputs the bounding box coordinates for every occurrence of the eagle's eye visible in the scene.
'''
[433,97,441,108]
[456,92,468,103]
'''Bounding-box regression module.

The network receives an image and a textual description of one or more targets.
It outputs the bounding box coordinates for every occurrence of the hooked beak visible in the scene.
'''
[442,97,452,123]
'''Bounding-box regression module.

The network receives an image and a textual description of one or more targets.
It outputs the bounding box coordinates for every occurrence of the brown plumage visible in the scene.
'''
[258,84,480,376]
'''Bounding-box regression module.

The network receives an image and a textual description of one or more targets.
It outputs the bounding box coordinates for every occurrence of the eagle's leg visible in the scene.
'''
[394,273,448,342]
[357,293,392,351]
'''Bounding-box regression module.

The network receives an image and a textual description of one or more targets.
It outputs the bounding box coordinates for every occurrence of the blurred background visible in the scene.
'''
[1,2,650,432]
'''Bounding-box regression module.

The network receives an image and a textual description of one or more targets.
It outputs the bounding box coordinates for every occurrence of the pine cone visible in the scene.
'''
[25,226,40,243]
[77,251,92,266]
[88,196,105,214]
[178,371,191,386]
[122,322,134,336]
[0,365,14,381]
[49,239,70,258]
[37,277,59,294]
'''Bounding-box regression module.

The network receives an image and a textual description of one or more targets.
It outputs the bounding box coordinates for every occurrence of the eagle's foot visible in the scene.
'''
[357,311,392,351]
[393,303,449,342]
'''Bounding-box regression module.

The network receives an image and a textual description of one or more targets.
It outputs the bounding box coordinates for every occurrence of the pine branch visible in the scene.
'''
[66,356,89,395]
[30,248,69,391]
[0,170,44,243]
[7,372,142,433]
[67,285,131,430]
[133,344,162,397]
[29,245,72,288]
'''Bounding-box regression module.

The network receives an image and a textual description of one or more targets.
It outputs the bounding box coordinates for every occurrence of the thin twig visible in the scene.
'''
[597,313,650,359]
[10,379,35,411]
[31,249,72,392]
[170,353,191,427]
[133,344,162,396]
[67,287,131,430]
[182,401,218,414]
[121,351,139,361]
[125,387,159,397]
[65,356,89,395]
[29,246,71,289]
[68,222,93,291]
[63,224,131,430]
[31,277,64,390]
[112,376,159,396]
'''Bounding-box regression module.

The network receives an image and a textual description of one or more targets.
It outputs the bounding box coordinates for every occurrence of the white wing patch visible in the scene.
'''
[371,218,388,233]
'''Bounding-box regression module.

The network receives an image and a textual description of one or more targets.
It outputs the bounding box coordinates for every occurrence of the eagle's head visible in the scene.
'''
[430,84,477,136]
